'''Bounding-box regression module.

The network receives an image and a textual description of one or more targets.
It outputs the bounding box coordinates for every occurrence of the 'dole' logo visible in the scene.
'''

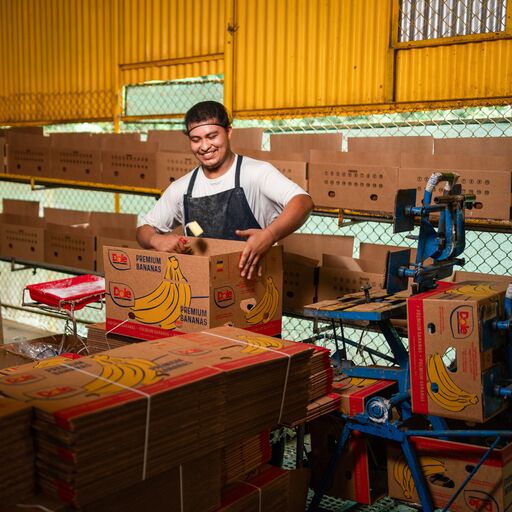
[214,286,235,308]
[450,305,474,338]
[109,249,131,270]
[109,282,135,307]
[26,386,80,400]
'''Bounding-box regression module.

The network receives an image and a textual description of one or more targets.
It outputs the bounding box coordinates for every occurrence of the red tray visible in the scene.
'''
[26,275,105,311]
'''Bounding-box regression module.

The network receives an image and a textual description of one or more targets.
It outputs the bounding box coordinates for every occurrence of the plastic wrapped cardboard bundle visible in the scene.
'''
[0,326,313,508]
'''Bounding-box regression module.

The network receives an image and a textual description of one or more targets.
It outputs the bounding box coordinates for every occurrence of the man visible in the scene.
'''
[137,101,313,279]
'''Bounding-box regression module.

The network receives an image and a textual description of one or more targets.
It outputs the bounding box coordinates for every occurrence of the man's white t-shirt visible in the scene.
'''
[140,155,309,233]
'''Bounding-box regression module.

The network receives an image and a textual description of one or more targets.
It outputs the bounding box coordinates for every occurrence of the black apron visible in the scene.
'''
[183,155,261,240]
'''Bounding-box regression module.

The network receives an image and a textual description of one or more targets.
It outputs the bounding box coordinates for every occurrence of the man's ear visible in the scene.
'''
[226,126,233,139]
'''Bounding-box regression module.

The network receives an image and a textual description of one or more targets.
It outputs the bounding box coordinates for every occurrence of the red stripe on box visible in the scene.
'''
[244,318,282,337]
[106,317,186,340]
[54,366,222,428]
[410,436,509,467]
[259,430,272,463]
[352,436,370,504]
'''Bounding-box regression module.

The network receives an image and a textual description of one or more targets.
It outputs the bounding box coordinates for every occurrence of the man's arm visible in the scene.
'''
[236,193,314,279]
[136,224,190,253]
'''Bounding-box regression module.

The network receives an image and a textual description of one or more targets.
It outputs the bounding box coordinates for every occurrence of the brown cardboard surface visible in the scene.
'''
[309,162,399,212]
[401,151,510,171]
[50,133,103,182]
[449,271,512,283]
[270,132,342,153]
[155,151,197,191]
[0,327,312,507]
[44,208,94,270]
[102,138,158,187]
[348,135,434,154]
[434,136,512,158]
[398,165,512,220]
[104,241,283,340]
[309,149,401,166]
[280,233,354,261]
[387,436,512,511]
[231,128,264,152]
[147,129,190,152]
[283,252,318,313]
[408,280,508,422]
[318,253,389,299]
[6,132,52,177]
[0,199,45,262]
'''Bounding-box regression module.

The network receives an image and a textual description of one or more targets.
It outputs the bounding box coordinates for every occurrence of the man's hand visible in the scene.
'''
[236,228,275,279]
[137,225,191,253]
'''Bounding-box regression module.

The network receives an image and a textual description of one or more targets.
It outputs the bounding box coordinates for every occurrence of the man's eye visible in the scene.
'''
[190,138,200,143]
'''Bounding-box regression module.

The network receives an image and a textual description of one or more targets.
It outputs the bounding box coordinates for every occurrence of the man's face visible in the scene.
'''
[187,120,232,171]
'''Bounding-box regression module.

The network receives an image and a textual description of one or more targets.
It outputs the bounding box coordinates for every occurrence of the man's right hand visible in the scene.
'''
[136,225,191,253]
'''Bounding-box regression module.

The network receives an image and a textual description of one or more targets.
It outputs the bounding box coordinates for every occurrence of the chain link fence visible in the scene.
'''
[1,79,511,367]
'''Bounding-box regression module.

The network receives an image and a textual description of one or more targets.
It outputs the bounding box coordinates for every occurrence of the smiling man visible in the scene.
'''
[136,101,313,279]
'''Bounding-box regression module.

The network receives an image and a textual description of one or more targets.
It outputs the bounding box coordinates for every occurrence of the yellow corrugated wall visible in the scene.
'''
[119,0,225,86]
[1,0,512,124]
[0,0,117,124]
[232,0,393,115]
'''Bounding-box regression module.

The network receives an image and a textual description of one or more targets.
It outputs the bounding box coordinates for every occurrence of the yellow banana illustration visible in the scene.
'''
[244,276,279,324]
[446,283,495,297]
[129,256,191,329]
[349,377,377,388]
[237,334,284,354]
[393,455,446,499]
[83,354,162,395]
[426,353,478,412]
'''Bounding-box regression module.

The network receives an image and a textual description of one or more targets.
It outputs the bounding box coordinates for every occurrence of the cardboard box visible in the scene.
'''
[103,241,283,340]
[399,152,512,220]
[348,135,434,154]
[6,131,51,177]
[318,253,387,299]
[270,133,342,153]
[147,130,190,152]
[242,150,308,191]
[309,377,396,504]
[280,233,354,262]
[388,436,512,512]
[155,151,197,191]
[449,271,512,284]
[50,133,105,182]
[308,160,399,212]
[0,199,45,262]
[95,213,139,274]
[231,128,264,152]
[309,149,401,166]
[44,209,135,271]
[407,280,508,422]
[283,252,318,313]
[101,134,159,187]
[434,136,512,159]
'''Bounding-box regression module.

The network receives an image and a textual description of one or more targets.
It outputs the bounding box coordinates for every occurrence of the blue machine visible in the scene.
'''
[304,173,512,512]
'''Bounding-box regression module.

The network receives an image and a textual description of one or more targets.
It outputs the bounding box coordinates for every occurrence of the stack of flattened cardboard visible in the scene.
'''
[0,397,34,505]
[86,322,134,354]
[219,465,291,511]
[0,326,313,508]
[308,345,333,401]
[221,431,271,486]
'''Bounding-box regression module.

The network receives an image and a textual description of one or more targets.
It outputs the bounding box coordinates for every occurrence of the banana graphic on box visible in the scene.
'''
[83,354,162,396]
[129,256,191,330]
[237,334,284,355]
[349,377,377,388]
[426,352,479,412]
[244,276,279,325]
[393,455,447,499]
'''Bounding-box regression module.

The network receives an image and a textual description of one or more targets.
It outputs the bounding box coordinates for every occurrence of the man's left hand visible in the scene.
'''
[235,228,275,279]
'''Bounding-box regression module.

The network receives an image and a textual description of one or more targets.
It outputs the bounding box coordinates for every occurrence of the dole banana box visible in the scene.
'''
[104,240,283,340]
[309,377,396,504]
[387,436,512,512]
[408,280,508,423]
